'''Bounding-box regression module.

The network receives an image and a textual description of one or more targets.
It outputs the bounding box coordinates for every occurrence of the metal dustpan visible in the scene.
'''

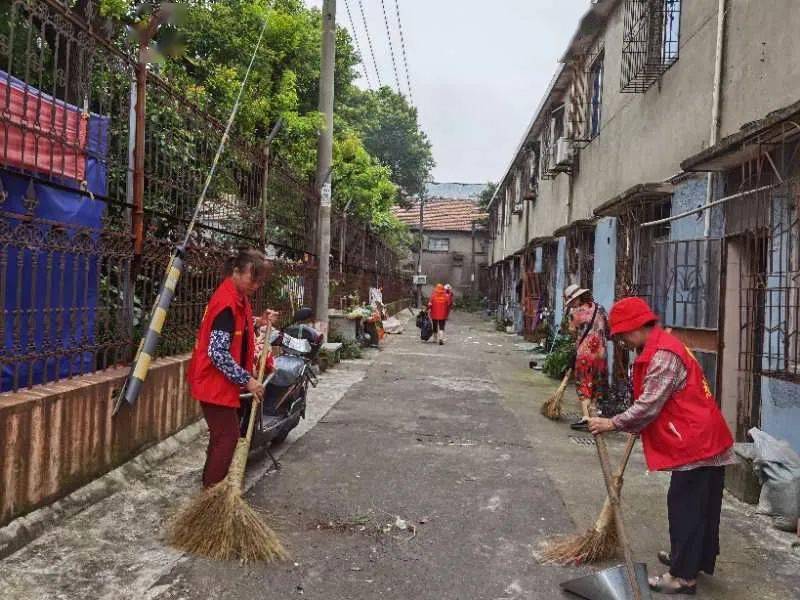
[561,563,652,600]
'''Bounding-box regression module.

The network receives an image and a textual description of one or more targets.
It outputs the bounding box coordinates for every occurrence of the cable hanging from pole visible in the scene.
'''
[356,0,383,88]
[392,0,413,104]
[113,18,270,415]
[379,0,403,95]
[343,0,373,90]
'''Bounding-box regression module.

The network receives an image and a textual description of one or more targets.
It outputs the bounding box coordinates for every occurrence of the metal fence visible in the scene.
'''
[0,0,408,392]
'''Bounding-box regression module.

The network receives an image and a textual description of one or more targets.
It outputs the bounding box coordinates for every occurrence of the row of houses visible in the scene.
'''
[487,0,800,484]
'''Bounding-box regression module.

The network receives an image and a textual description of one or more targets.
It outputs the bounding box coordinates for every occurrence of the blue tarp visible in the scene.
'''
[1,92,110,390]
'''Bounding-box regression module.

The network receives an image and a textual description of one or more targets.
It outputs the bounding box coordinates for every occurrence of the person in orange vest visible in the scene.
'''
[588,297,735,595]
[427,283,452,345]
[187,248,277,488]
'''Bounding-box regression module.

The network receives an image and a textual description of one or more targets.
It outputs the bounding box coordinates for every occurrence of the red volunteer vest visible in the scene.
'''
[429,290,451,320]
[632,327,733,471]
[186,277,255,408]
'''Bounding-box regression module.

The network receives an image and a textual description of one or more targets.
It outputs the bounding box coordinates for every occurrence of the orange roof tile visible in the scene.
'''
[392,199,487,232]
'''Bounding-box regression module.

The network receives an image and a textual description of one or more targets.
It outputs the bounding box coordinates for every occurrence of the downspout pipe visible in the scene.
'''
[704,0,727,237]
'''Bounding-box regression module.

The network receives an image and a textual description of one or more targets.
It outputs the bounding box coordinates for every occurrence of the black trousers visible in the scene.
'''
[667,466,725,579]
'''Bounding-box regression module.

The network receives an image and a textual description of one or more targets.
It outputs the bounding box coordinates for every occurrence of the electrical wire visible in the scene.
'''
[356,0,383,88]
[343,0,373,89]
[392,0,413,103]
[379,0,403,94]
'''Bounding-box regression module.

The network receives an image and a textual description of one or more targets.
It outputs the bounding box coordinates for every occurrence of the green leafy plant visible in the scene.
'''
[542,334,576,380]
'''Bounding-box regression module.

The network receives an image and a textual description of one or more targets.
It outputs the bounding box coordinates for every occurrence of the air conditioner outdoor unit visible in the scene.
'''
[555,137,575,167]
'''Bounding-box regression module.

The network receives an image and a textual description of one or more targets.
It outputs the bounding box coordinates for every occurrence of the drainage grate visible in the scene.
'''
[568,435,597,447]
[561,411,583,421]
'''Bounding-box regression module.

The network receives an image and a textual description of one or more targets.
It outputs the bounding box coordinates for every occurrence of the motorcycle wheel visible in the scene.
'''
[271,415,301,446]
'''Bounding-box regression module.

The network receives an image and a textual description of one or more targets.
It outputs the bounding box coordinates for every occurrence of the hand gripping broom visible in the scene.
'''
[169,325,289,562]
[539,433,637,565]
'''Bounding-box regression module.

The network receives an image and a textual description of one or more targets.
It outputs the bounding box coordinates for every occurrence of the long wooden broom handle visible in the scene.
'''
[243,323,272,445]
[583,403,642,600]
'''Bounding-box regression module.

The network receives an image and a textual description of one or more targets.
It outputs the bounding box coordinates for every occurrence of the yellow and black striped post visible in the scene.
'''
[114,248,184,414]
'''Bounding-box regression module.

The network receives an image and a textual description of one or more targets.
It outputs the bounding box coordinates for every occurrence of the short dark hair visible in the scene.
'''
[224,247,269,282]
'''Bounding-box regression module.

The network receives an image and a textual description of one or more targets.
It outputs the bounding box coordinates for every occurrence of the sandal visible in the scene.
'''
[658,551,671,567]
[649,574,696,595]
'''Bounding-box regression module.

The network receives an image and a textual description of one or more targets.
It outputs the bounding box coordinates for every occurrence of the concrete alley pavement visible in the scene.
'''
[2,311,799,599]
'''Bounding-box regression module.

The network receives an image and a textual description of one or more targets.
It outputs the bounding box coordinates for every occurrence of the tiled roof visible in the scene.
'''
[392,199,487,232]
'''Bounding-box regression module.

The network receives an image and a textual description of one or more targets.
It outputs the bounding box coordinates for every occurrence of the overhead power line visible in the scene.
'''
[392,0,414,104]
[343,0,373,89]
[356,0,383,88]
[379,0,403,94]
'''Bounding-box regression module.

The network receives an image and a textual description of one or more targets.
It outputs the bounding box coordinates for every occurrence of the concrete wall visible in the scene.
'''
[554,237,567,326]
[719,1,800,138]
[419,230,489,298]
[760,377,800,453]
[0,355,200,527]
[593,218,617,373]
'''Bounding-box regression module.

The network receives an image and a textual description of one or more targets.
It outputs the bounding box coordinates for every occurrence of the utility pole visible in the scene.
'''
[314,0,336,333]
[416,193,425,308]
[471,220,477,297]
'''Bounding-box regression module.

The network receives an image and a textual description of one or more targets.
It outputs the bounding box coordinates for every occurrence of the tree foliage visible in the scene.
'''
[97,0,430,253]
[478,182,498,211]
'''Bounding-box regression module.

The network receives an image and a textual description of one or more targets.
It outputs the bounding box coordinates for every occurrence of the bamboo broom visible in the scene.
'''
[169,324,288,562]
[540,368,572,420]
[539,433,637,565]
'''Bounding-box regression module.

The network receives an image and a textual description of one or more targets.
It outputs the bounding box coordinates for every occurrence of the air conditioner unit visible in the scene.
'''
[555,137,575,167]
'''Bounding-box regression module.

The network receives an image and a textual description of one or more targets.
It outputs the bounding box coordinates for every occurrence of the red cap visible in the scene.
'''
[609,297,658,336]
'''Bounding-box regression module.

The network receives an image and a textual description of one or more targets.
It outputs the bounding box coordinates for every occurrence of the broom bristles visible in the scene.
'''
[540,371,570,420]
[169,479,288,562]
[538,498,617,565]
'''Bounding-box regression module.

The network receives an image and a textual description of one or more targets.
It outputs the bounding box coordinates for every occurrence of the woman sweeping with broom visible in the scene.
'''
[172,247,287,562]
[562,284,609,430]
[588,297,735,595]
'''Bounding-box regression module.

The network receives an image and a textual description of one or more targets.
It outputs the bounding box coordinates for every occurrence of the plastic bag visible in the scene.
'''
[747,427,800,531]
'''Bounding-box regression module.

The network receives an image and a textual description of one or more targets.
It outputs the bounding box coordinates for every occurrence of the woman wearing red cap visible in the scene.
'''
[588,297,735,595]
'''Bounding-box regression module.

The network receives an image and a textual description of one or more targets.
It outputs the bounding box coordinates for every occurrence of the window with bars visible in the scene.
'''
[732,181,800,381]
[652,237,721,329]
[587,51,605,139]
[427,237,450,252]
[620,0,682,93]
[616,198,671,303]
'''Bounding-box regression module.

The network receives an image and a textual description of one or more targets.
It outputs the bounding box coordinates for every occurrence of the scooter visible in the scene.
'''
[240,307,323,465]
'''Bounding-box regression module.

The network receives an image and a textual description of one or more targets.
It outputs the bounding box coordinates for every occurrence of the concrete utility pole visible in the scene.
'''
[314,0,336,332]
[416,193,425,308]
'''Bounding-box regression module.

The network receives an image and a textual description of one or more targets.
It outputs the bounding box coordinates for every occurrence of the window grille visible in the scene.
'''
[620,0,682,93]
[587,52,605,139]
[616,198,671,304]
[427,237,450,252]
[732,180,800,382]
[540,105,565,180]
[567,225,595,290]
[651,237,722,330]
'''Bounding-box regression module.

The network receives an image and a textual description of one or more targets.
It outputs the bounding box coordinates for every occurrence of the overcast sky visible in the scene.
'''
[307,0,589,183]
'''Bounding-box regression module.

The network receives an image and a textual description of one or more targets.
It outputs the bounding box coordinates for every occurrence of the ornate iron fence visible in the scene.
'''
[0,0,408,392]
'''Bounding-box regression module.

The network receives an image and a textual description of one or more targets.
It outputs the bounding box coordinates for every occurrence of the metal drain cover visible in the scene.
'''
[569,435,597,447]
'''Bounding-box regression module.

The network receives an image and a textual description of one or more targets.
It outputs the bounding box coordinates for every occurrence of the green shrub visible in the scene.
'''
[542,334,576,379]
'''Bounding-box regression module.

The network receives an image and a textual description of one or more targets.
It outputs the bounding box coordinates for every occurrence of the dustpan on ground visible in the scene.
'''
[561,562,651,599]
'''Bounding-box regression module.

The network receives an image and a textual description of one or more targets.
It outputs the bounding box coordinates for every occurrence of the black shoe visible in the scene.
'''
[570,418,589,431]
[439,339,444,346]
[658,551,671,567]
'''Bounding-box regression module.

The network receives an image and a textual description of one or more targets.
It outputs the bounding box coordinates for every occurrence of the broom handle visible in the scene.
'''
[613,434,637,491]
[583,404,642,600]
[243,323,273,445]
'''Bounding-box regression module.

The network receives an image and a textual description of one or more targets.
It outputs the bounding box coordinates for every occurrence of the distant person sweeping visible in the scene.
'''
[563,284,609,430]
[428,283,453,345]
[588,297,735,595]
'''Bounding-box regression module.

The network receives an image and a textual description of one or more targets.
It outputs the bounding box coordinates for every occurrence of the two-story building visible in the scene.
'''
[488,0,800,475]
